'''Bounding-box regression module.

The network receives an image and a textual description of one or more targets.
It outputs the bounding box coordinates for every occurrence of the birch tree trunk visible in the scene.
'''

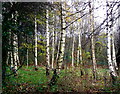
[13,11,19,70]
[106,1,118,80]
[26,34,29,67]
[52,13,55,69]
[10,51,13,67]
[111,10,118,71]
[34,17,38,68]
[107,28,117,77]
[46,8,50,68]
[10,30,14,68]
[6,52,9,65]
[77,20,82,66]
[72,31,75,67]
[111,32,118,71]
[57,3,66,71]
[89,0,97,81]
[13,33,19,70]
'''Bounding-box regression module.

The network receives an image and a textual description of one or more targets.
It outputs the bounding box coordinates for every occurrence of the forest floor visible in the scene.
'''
[3,66,120,93]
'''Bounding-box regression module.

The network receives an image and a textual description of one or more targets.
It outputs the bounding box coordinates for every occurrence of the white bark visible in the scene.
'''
[91,33,97,79]
[106,1,118,77]
[13,33,18,70]
[77,20,82,66]
[107,31,117,77]
[57,3,66,71]
[72,32,75,67]
[55,34,60,66]
[46,9,50,68]
[6,52,10,65]
[13,11,19,70]
[52,13,55,69]
[112,32,118,71]
[89,0,97,80]
[35,17,38,67]
[10,30,13,68]
[10,51,13,68]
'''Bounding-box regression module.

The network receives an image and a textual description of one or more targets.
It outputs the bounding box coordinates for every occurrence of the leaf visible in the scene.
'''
[78,18,81,22]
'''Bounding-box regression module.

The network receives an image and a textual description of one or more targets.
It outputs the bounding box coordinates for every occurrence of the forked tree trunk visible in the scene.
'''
[106,1,118,83]
[107,30,117,77]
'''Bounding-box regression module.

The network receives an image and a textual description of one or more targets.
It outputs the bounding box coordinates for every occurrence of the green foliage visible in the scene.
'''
[3,66,120,93]
[37,20,45,25]
[82,51,91,64]
[39,35,46,40]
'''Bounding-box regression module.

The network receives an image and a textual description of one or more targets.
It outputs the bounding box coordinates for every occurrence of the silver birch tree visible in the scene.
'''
[12,11,19,70]
[111,30,118,71]
[77,19,83,66]
[89,0,97,81]
[52,13,55,69]
[106,1,118,79]
[57,2,66,71]
[46,8,50,68]
[34,16,38,68]
[71,26,75,67]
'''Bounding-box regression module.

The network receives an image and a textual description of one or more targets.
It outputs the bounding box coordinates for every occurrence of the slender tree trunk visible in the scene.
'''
[52,13,55,69]
[10,30,14,68]
[106,1,118,82]
[12,11,19,70]
[46,9,50,68]
[57,3,66,71]
[6,52,10,65]
[72,32,75,67]
[13,33,19,70]
[77,20,82,66]
[91,32,97,80]
[25,35,29,67]
[77,19,84,76]
[71,4,75,68]
[10,51,13,67]
[107,29,117,78]
[34,17,38,68]
[26,48,29,67]
[55,35,60,67]
[89,0,97,81]
[111,11,118,71]
[55,29,59,67]
[112,32,118,71]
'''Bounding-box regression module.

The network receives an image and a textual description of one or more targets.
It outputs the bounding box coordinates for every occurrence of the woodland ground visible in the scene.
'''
[2,66,120,93]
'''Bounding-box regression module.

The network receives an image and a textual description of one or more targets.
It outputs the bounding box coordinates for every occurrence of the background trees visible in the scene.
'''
[2,0,120,93]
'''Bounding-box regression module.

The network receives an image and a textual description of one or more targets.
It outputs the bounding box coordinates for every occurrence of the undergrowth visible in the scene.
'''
[2,66,120,93]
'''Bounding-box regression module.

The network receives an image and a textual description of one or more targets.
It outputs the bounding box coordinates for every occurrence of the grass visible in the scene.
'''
[2,66,120,93]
